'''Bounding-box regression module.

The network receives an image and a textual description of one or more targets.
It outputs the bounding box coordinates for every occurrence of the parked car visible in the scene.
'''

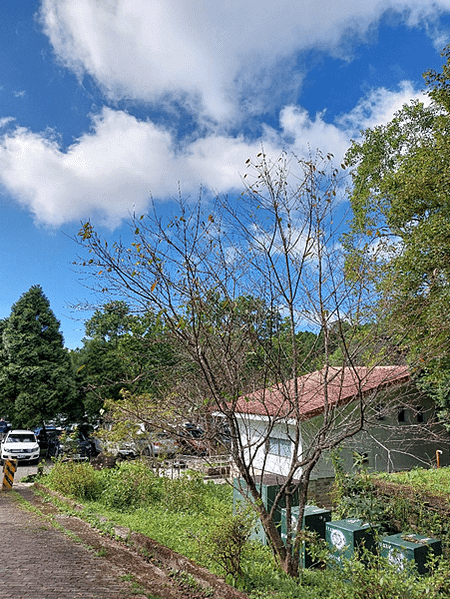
[45,427,65,457]
[0,429,40,464]
[47,426,97,460]
[34,425,60,454]
[92,437,138,459]
[115,441,139,459]
[179,423,208,456]
[138,432,180,458]
[0,418,10,441]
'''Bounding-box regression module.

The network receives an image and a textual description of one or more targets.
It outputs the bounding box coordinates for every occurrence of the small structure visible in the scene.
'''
[233,366,448,484]
[380,533,442,574]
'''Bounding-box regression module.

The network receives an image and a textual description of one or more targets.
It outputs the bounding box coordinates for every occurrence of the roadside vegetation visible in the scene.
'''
[38,460,450,598]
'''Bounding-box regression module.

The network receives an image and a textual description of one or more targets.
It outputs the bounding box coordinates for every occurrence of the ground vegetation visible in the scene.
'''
[37,460,450,598]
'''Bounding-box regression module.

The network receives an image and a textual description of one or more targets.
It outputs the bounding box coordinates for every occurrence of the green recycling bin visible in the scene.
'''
[233,476,299,545]
[280,505,331,567]
[380,533,442,575]
[326,519,376,565]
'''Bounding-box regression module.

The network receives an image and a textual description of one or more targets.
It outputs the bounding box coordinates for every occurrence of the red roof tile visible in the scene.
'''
[234,366,409,420]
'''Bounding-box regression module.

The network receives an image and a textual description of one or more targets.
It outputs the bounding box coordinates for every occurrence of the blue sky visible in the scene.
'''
[1,0,450,349]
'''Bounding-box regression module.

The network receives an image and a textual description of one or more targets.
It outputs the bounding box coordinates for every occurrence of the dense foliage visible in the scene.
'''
[0,285,78,427]
[71,301,176,417]
[333,463,450,557]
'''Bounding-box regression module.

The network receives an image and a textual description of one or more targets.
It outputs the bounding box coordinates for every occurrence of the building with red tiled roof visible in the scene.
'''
[233,365,448,482]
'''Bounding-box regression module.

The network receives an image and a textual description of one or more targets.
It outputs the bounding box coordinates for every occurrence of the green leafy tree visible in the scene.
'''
[73,301,176,417]
[0,318,15,419]
[345,46,450,420]
[0,285,78,427]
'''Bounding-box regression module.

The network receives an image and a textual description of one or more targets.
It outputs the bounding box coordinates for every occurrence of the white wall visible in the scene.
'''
[234,413,302,478]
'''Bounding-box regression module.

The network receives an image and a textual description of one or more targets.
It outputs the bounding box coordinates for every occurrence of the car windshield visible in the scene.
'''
[6,434,35,443]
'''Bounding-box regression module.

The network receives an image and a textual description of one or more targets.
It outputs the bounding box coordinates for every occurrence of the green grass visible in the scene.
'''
[375,466,450,496]
[37,460,450,599]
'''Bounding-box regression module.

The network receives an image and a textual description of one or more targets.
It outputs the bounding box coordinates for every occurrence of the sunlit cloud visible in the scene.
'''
[39,0,449,122]
[0,78,426,228]
[0,0,445,228]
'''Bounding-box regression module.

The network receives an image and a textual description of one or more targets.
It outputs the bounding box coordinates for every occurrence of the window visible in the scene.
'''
[415,407,424,423]
[397,408,406,423]
[267,437,292,458]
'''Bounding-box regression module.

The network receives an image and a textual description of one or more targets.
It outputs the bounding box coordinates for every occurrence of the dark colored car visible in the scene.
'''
[34,426,59,454]
[47,427,97,460]
[179,423,208,456]
[45,427,65,458]
[0,419,10,441]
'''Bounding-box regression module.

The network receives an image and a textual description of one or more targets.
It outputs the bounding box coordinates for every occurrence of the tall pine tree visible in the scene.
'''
[0,285,78,427]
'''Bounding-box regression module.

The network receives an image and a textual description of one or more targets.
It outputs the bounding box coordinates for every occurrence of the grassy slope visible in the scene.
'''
[374,466,450,497]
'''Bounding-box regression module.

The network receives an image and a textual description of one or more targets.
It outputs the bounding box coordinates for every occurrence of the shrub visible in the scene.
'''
[198,507,256,587]
[42,460,103,501]
[99,460,163,510]
[335,550,450,599]
[332,462,389,528]
[159,470,210,513]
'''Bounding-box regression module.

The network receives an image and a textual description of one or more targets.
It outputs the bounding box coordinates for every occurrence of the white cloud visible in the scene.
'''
[0,78,426,228]
[41,0,449,120]
[5,0,439,228]
[0,107,281,227]
[277,106,352,164]
[265,81,429,165]
[337,81,431,131]
[0,117,15,128]
[0,110,175,227]
[39,0,450,122]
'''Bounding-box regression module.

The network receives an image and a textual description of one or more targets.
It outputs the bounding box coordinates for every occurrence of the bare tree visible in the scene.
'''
[75,151,448,576]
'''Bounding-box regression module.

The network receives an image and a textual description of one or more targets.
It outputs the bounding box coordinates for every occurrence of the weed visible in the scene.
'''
[197,506,256,586]
[120,573,164,598]
[169,569,214,596]
[37,460,450,599]
[139,547,152,559]
[99,460,163,510]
